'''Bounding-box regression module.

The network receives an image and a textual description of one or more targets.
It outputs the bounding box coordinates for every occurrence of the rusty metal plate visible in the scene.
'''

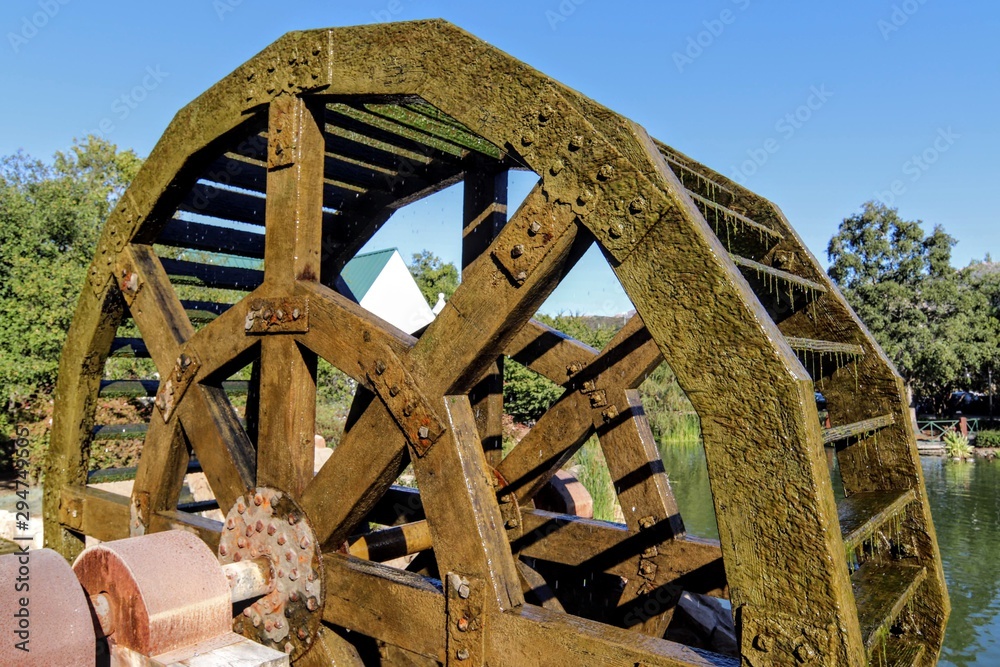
[154,352,200,422]
[363,341,445,457]
[245,297,309,334]
[446,572,485,666]
[221,487,324,661]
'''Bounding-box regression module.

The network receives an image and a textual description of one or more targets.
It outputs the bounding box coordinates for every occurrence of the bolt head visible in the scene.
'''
[288,514,298,525]
[307,597,319,611]
[234,552,243,562]
[511,244,525,259]
[609,223,624,239]
[505,519,519,529]
[238,537,248,548]
[277,534,287,545]
[458,583,471,599]
[284,642,294,654]
[298,628,308,640]
[458,617,470,632]
[418,425,430,439]
[569,135,584,150]
[515,270,528,283]
[598,164,616,181]
[255,520,264,532]
[528,221,542,236]
[237,501,246,514]
[457,648,470,660]
[252,612,260,627]
[219,544,228,556]
[227,517,236,530]
[267,523,277,536]
[300,535,310,549]
[550,159,564,175]
[374,360,386,376]
[521,131,535,146]
[629,197,647,215]
[254,493,263,506]
[539,104,555,122]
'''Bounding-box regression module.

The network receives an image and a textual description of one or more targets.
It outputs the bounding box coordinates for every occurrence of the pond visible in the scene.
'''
[658,440,1000,666]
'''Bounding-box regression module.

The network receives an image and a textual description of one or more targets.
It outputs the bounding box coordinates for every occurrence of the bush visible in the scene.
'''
[943,430,973,460]
[502,360,562,424]
[976,430,1000,448]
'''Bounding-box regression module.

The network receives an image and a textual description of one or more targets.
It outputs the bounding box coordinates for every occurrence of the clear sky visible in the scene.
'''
[2,0,997,315]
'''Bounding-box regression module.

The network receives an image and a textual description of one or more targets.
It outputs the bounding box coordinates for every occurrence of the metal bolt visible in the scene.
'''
[458,617,470,632]
[528,221,542,236]
[539,104,555,122]
[262,309,273,320]
[275,618,284,630]
[238,537,248,549]
[289,569,299,581]
[276,309,285,321]
[288,514,298,525]
[299,535,310,549]
[602,406,620,422]
[569,135,584,150]
[500,494,512,504]
[418,426,430,439]
[284,643,294,654]
[511,244,525,259]
[458,583,470,599]
[609,223,624,239]
[639,515,656,530]
[286,550,294,562]
[521,131,535,146]
[578,189,593,206]
[278,534,287,545]
[265,620,274,632]
[227,518,236,530]
[252,612,261,627]
[598,164,616,181]
[374,360,387,375]
[292,308,301,320]
[308,570,318,582]
[389,385,400,397]
[250,299,264,311]
[794,642,816,663]
[298,627,308,640]
[505,519,519,529]
[515,270,528,283]
[629,197,647,215]
[237,501,246,514]
[550,159,564,175]
[307,597,319,611]
[403,402,415,417]
[234,552,243,562]
[267,523,277,536]
[246,525,254,537]
[219,544,228,556]
[243,607,253,617]
[254,493,263,506]
[290,591,299,602]
[457,648,470,661]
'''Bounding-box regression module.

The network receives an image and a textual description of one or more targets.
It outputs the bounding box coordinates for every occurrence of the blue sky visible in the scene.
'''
[2,0,997,315]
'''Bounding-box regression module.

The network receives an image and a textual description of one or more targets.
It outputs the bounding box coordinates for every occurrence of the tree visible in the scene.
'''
[827,201,976,411]
[408,250,459,307]
[0,137,140,445]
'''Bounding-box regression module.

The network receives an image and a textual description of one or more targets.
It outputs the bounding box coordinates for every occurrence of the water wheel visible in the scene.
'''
[45,20,948,666]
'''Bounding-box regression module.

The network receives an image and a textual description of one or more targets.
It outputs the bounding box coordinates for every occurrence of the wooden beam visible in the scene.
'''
[463,158,508,466]
[129,417,190,535]
[255,94,326,496]
[498,315,660,505]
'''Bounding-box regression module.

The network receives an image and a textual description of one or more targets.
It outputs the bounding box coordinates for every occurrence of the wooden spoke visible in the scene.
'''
[253,95,326,495]
[498,314,661,504]
[463,159,509,465]
[300,182,587,551]
[411,395,523,609]
[129,417,189,535]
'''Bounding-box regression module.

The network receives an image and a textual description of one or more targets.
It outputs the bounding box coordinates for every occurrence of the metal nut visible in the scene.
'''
[528,221,542,236]
[457,648,470,660]
[418,426,430,439]
[511,244,525,259]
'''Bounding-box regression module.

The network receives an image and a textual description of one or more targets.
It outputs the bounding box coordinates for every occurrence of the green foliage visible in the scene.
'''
[567,436,619,522]
[408,250,459,307]
[0,137,140,448]
[502,360,562,424]
[976,430,1000,448]
[827,201,999,411]
[316,359,357,446]
[943,430,973,459]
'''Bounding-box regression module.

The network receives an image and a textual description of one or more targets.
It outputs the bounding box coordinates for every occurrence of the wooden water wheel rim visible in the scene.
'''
[44,20,947,666]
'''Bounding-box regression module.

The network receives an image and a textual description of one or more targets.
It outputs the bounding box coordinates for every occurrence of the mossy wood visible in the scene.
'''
[45,20,948,666]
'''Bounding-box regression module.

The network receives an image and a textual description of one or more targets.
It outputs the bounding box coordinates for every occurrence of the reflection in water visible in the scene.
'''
[656,437,1000,666]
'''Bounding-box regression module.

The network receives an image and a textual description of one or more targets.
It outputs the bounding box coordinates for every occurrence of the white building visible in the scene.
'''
[335,248,436,335]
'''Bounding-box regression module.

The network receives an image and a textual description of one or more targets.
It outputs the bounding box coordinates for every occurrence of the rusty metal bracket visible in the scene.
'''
[222,487,324,661]
[446,572,486,665]
[154,352,200,422]
[363,339,445,457]
[245,297,310,334]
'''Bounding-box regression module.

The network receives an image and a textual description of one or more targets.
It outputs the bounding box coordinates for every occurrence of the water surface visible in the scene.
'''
[658,440,1000,666]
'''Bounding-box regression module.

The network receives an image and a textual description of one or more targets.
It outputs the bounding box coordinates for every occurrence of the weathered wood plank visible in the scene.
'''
[254,95,326,495]
[130,417,190,535]
[463,159,508,466]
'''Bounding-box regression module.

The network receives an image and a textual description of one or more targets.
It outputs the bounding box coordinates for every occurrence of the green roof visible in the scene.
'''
[341,248,396,300]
